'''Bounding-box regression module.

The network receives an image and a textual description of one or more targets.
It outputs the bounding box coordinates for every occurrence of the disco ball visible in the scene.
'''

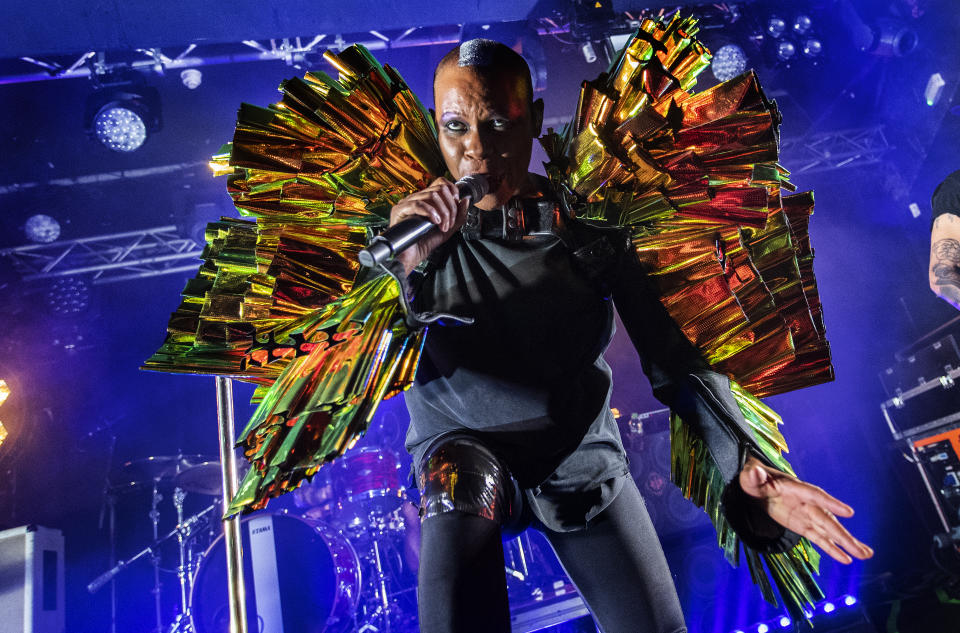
[46,277,91,316]
[24,214,61,243]
[94,105,147,152]
[711,44,748,82]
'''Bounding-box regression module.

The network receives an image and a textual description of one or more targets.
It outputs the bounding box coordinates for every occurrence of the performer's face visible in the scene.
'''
[433,65,540,210]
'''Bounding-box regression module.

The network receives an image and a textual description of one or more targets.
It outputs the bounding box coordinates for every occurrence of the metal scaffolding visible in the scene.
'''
[0,226,202,285]
[779,125,892,175]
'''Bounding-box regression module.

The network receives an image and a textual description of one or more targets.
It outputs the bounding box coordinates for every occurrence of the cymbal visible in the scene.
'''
[172,461,223,496]
[110,454,217,492]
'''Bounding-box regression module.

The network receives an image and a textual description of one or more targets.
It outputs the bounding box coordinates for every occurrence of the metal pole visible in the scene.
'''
[215,376,248,633]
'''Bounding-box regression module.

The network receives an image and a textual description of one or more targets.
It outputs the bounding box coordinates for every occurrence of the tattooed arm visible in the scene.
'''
[930,212,960,309]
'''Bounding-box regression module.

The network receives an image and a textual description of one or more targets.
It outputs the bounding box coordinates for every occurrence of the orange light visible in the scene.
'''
[0,379,7,448]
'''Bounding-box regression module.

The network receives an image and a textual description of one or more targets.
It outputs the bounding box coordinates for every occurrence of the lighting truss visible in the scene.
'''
[779,125,892,174]
[0,226,203,285]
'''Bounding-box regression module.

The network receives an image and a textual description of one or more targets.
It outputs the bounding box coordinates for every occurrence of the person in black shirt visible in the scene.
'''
[388,39,872,633]
[929,170,960,309]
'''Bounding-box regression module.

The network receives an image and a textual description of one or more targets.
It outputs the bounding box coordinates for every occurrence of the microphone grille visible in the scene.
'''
[459,174,490,201]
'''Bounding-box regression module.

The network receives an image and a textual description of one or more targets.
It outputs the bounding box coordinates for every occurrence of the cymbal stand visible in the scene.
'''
[167,487,193,633]
[371,537,392,633]
[150,481,164,633]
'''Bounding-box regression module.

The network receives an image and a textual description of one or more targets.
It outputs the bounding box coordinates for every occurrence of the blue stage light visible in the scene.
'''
[766,17,786,38]
[779,616,791,628]
[802,38,823,58]
[24,214,61,243]
[711,44,748,82]
[823,602,836,613]
[793,15,813,34]
[94,106,147,152]
[804,608,814,619]
[843,595,857,606]
[757,624,769,633]
[776,41,797,61]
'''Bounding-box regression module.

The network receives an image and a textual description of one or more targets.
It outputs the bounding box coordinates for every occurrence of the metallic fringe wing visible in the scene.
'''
[542,15,831,619]
[144,44,445,513]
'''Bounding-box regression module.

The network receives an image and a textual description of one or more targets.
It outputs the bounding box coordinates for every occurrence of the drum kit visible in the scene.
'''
[89,447,419,633]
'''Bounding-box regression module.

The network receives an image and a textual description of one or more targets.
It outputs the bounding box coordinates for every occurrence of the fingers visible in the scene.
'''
[784,477,855,518]
[390,178,460,231]
[811,506,874,562]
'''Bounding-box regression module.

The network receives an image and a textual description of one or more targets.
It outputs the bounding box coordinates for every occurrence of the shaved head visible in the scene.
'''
[434,38,534,105]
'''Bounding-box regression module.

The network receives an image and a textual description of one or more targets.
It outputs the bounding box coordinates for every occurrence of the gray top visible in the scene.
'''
[401,188,794,544]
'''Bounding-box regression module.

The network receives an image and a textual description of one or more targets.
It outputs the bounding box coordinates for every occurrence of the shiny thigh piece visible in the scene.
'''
[542,477,688,633]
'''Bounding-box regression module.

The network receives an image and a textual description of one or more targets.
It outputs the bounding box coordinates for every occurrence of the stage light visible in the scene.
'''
[766,17,786,39]
[84,72,162,153]
[776,41,797,61]
[925,73,946,106]
[0,379,9,450]
[757,624,769,633]
[823,602,836,613]
[843,595,858,606]
[581,41,597,64]
[802,38,823,58]
[778,616,791,628]
[712,44,748,81]
[46,277,91,316]
[180,68,202,90]
[94,106,147,152]
[24,214,61,243]
[804,608,814,619]
[793,15,813,34]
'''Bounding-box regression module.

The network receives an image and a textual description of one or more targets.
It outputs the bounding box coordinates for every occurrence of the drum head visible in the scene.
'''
[191,514,359,633]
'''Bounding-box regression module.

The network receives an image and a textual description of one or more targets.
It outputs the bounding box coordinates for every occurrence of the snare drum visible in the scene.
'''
[333,447,405,525]
[190,513,360,633]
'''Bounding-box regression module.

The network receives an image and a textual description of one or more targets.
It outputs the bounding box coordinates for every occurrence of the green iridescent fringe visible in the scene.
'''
[671,381,823,620]
[228,273,425,516]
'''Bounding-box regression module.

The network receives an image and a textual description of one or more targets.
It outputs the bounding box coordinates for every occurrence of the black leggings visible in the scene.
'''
[417,476,687,633]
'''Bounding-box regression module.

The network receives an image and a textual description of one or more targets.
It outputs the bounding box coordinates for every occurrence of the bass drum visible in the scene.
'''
[191,513,360,633]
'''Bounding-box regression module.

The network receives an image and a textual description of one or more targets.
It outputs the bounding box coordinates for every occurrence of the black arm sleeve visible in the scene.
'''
[610,240,800,553]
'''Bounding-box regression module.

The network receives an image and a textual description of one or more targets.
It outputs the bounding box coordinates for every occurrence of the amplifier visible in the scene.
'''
[910,427,960,533]
[0,525,65,633]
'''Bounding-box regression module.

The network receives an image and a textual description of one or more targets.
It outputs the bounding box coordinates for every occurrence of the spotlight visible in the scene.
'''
[46,277,91,316]
[793,15,813,34]
[778,616,791,628]
[757,624,769,633]
[843,595,858,606]
[802,38,823,58]
[93,106,147,152]
[84,72,161,153]
[24,214,61,243]
[766,17,787,39]
[180,68,202,90]
[823,602,836,613]
[711,44,748,81]
[776,41,797,61]
[925,73,946,106]
[581,41,597,64]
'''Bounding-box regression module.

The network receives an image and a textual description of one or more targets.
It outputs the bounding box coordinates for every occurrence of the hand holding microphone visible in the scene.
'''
[358,174,489,271]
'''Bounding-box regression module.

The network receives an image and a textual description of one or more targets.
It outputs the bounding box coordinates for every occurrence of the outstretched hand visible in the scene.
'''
[738,456,874,564]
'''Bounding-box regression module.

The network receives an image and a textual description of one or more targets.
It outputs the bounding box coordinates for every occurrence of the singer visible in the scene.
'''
[381,39,872,633]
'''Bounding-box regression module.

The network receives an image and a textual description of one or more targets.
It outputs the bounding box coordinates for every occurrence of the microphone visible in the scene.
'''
[357,174,490,268]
